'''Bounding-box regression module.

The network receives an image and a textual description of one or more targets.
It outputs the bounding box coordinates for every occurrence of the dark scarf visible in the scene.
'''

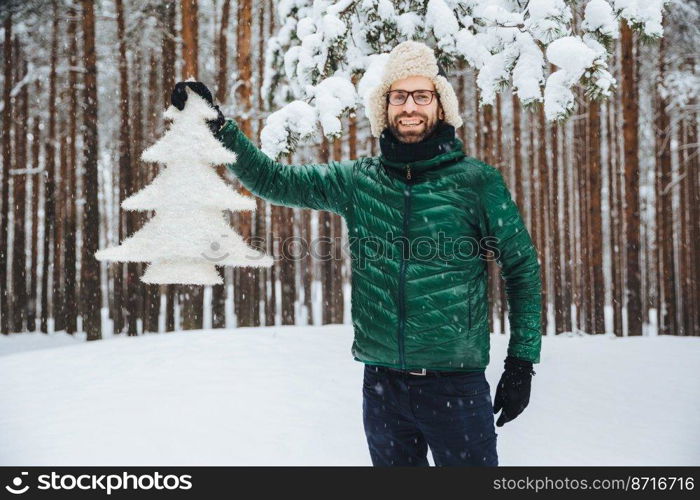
[379,121,464,181]
[380,120,458,163]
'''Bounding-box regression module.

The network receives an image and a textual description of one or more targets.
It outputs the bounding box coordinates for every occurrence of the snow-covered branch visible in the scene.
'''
[259,0,670,155]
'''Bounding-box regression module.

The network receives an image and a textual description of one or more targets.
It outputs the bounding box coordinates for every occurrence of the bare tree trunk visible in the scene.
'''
[81,0,103,340]
[621,21,642,335]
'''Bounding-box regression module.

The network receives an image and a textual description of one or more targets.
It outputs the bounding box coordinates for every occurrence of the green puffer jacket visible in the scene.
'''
[216,120,541,371]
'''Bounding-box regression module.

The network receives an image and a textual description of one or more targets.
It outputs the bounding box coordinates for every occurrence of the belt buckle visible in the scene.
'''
[408,368,427,376]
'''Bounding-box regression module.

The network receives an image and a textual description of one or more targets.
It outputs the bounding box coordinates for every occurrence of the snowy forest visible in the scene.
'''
[0,0,698,341]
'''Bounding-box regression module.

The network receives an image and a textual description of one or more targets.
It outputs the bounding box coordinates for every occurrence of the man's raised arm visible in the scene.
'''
[215,119,355,218]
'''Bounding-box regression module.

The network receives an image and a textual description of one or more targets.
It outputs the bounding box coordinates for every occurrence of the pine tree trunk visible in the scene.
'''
[0,16,11,335]
[179,0,203,330]
[180,0,199,79]
[319,139,333,325]
[332,137,344,324]
[621,21,642,335]
[54,59,67,334]
[81,0,103,340]
[613,63,624,337]
[161,0,177,331]
[551,100,564,334]
[457,61,467,153]
[654,36,675,335]
[234,0,258,327]
[42,5,58,333]
[561,118,572,332]
[252,0,268,328]
[537,103,549,336]
[528,111,539,331]
[28,107,41,332]
[574,89,587,333]
[216,0,231,103]
[144,51,161,333]
[130,48,144,335]
[512,94,522,205]
[53,76,65,334]
[280,203,296,325]
[11,43,28,332]
[63,8,79,334]
[678,117,688,335]
[588,99,605,333]
[211,0,232,329]
[496,94,507,334]
[115,0,135,335]
[686,94,699,336]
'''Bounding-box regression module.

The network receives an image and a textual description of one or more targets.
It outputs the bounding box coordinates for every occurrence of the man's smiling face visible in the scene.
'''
[387,75,445,144]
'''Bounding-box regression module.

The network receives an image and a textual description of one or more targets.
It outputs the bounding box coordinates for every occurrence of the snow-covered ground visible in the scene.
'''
[0,326,698,466]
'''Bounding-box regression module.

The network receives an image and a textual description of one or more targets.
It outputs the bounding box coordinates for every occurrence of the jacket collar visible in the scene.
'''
[379,121,465,182]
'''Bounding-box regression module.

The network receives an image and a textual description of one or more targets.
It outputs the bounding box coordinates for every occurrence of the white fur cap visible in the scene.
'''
[366,40,463,138]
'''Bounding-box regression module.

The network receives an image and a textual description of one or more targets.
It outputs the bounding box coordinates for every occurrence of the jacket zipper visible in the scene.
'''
[406,164,411,180]
[397,180,412,369]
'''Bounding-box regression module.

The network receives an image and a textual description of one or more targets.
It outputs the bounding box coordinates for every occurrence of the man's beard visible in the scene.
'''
[388,112,440,144]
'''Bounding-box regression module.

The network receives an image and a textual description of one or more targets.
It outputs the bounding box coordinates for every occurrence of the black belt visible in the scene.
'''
[369,364,481,377]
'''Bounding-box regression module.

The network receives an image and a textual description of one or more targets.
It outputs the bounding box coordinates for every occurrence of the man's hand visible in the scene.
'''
[493,355,535,427]
[170,81,226,135]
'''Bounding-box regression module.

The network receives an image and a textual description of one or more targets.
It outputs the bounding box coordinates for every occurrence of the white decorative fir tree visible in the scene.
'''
[95,87,273,285]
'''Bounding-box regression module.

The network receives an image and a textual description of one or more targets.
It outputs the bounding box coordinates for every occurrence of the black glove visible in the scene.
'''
[493,355,535,427]
[170,81,226,134]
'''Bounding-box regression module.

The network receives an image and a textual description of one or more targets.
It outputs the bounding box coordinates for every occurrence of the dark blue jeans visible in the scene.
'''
[362,364,498,466]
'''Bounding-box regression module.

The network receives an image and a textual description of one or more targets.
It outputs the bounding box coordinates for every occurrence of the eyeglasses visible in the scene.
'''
[385,89,438,106]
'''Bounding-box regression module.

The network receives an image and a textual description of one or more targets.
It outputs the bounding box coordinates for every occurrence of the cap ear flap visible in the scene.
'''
[433,75,463,130]
[367,82,390,138]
